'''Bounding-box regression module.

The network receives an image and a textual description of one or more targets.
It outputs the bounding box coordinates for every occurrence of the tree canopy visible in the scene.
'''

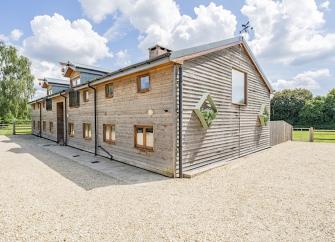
[0,41,35,121]
[271,88,335,129]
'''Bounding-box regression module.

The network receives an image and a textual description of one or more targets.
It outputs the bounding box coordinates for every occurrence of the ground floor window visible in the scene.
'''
[37,121,40,130]
[103,124,115,144]
[69,123,74,137]
[83,123,92,140]
[49,122,53,133]
[33,120,35,129]
[42,121,46,132]
[134,125,154,151]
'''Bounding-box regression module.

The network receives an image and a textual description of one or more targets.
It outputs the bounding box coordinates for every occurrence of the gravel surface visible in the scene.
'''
[0,135,334,241]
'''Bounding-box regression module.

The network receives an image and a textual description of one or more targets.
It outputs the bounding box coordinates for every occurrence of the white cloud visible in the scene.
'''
[272,69,330,91]
[10,29,23,41]
[79,0,237,51]
[241,0,335,65]
[115,49,131,67]
[320,1,330,10]
[23,13,112,65]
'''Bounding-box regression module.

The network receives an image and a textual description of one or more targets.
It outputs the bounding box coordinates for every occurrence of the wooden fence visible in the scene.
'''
[270,121,293,146]
[0,120,32,135]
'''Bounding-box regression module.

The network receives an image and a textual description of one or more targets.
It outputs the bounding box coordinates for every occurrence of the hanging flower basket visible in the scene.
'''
[258,104,269,126]
[193,93,218,129]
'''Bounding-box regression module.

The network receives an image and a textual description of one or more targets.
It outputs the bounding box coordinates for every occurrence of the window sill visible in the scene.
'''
[232,102,247,106]
[105,95,114,99]
[84,137,92,141]
[137,88,150,93]
[135,146,154,152]
[104,140,115,145]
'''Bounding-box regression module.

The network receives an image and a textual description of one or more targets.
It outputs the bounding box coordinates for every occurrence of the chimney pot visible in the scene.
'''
[149,45,171,59]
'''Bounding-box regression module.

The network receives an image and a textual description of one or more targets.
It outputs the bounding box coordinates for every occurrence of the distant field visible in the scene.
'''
[293,130,335,143]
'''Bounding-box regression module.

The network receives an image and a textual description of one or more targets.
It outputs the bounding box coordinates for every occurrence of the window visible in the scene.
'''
[33,120,35,129]
[32,103,35,110]
[83,90,89,102]
[105,83,113,98]
[42,121,46,132]
[69,90,80,108]
[42,101,46,109]
[37,121,41,130]
[49,122,53,133]
[37,103,41,109]
[232,69,247,105]
[71,77,81,87]
[47,89,53,95]
[103,124,115,144]
[134,125,154,151]
[68,123,74,137]
[137,74,150,93]
[46,99,52,111]
[83,123,92,139]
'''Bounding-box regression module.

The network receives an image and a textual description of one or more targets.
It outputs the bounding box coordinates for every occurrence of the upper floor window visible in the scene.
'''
[103,124,115,144]
[137,74,150,93]
[68,123,74,137]
[69,90,80,108]
[42,101,46,109]
[71,77,81,87]
[105,83,113,98]
[83,90,89,102]
[134,125,154,151]
[32,103,35,110]
[46,99,52,111]
[232,69,247,105]
[83,123,92,140]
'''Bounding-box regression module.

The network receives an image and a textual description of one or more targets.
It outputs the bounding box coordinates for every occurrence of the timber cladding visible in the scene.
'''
[180,45,270,172]
[32,64,176,177]
[30,41,271,178]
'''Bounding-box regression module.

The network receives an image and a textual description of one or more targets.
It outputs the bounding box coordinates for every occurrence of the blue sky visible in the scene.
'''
[0,0,334,97]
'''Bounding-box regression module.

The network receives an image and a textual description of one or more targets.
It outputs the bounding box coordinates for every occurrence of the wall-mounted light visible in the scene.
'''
[148,109,154,116]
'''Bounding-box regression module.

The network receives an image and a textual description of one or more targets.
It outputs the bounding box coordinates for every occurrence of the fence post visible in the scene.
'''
[309,127,314,142]
[13,120,16,135]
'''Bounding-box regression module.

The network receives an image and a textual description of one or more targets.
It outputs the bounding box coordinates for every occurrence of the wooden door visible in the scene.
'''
[57,102,64,144]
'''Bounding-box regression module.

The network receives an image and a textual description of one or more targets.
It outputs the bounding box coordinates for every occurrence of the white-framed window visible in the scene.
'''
[232,69,247,105]
[83,123,92,139]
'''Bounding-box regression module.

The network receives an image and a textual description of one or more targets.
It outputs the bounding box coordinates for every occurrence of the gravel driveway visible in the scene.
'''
[0,135,334,241]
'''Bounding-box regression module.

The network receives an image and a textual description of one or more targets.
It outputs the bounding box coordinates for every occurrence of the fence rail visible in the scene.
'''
[270,121,293,146]
[293,127,335,142]
[0,120,32,135]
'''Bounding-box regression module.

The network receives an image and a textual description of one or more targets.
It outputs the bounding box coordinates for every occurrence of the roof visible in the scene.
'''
[60,61,112,74]
[40,77,69,86]
[170,36,273,92]
[30,36,272,103]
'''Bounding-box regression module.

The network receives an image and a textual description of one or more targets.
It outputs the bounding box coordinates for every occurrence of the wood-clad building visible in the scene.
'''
[30,36,273,177]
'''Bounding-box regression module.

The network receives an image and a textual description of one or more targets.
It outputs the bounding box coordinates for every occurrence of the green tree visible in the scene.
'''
[299,96,325,127]
[0,41,35,121]
[323,88,335,123]
[271,88,313,125]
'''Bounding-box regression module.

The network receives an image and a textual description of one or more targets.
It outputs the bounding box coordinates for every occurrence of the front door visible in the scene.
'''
[57,102,64,144]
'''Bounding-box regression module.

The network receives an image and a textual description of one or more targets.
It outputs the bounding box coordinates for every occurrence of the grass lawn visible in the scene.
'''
[0,124,31,136]
[293,130,335,143]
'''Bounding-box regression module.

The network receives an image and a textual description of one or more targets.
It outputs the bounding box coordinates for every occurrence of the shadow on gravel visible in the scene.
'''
[3,135,167,190]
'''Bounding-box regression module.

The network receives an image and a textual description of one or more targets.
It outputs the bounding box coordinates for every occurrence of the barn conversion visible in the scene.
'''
[30,36,272,177]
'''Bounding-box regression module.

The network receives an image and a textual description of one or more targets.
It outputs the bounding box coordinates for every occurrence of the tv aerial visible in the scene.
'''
[239,21,254,34]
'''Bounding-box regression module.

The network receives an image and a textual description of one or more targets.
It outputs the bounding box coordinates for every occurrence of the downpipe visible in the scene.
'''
[178,65,183,178]
[88,83,97,156]
[60,92,68,145]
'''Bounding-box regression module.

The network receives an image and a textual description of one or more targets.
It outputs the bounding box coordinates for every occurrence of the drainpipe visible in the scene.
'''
[60,92,68,145]
[178,65,183,178]
[39,101,42,138]
[88,83,97,156]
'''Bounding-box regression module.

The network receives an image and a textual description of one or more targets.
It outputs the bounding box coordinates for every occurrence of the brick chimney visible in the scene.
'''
[148,45,172,59]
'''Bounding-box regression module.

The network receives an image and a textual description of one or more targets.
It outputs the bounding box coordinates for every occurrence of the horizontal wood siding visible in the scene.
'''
[32,64,176,177]
[181,46,270,171]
